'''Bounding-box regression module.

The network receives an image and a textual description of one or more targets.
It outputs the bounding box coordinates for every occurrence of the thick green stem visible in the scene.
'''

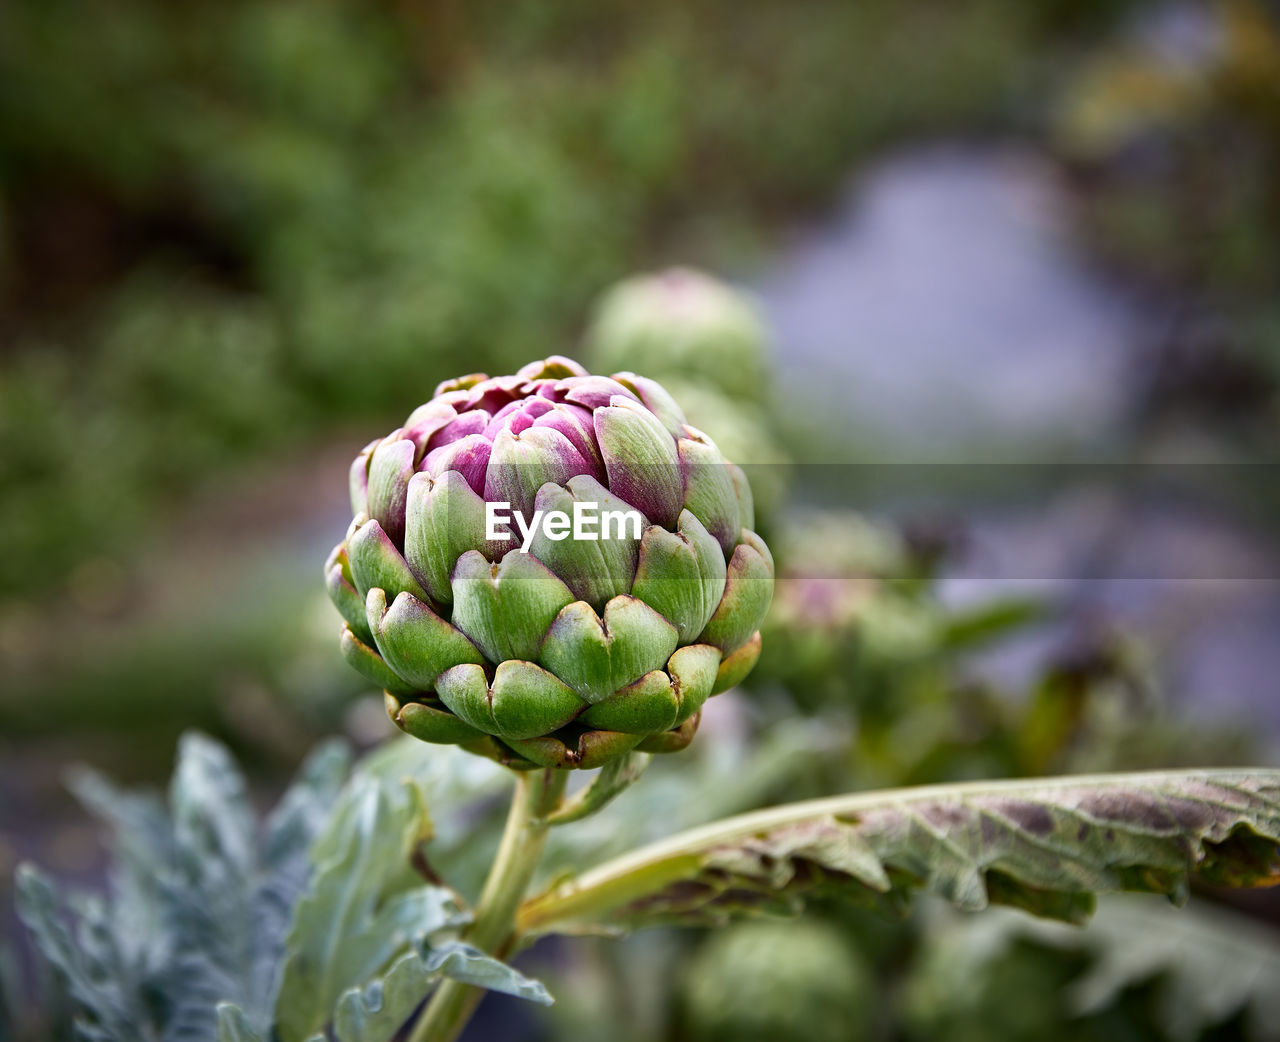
[409,767,567,1042]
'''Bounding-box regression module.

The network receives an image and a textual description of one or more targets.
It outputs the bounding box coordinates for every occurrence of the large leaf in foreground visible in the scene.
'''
[16,735,350,1042]
[518,770,1280,936]
[17,733,545,1042]
[271,751,548,1042]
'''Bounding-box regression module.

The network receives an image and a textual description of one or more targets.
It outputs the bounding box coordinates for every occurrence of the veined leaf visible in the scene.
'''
[273,769,457,1042]
[20,732,543,1042]
[518,770,1280,936]
[330,942,551,1042]
[274,747,554,1042]
[417,942,553,1004]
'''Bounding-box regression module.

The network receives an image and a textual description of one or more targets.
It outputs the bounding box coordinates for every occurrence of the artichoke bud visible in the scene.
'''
[325,356,773,768]
[585,268,771,403]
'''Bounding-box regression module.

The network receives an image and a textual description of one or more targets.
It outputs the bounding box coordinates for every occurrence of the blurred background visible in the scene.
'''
[2,0,1280,1039]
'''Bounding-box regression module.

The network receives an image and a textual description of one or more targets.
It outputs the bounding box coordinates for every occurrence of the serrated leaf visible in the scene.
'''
[249,742,352,1025]
[63,769,173,980]
[329,943,551,1042]
[19,734,353,1042]
[1069,898,1280,1038]
[419,942,552,1005]
[15,865,154,1042]
[157,735,262,1042]
[330,950,433,1042]
[518,770,1280,936]
[910,896,1280,1041]
[273,772,468,1042]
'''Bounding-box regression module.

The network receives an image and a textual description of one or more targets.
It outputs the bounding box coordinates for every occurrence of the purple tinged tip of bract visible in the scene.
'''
[403,401,459,455]
[372,357,681,522]
[432,371,488,397]
[533,403,605,482]
[484,397,556,440]
[484,427,596,516]
[424,434,492,496]
[557,375,641,411]
[527,426,592,475]
[465,374,528,416]
[594,398,684,528]
[426,409,489,451]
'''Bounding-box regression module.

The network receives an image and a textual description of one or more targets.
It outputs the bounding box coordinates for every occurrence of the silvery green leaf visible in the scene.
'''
[19,734,352,1042]
[157,735,261,1042]
[273,770,468,1042]
[331,951,434,1042]
[250,742,351,1024]
[420,942,552,1005]
[63,769,172,977]
[351,737,510,900]
[274,739,556,1042]
[15,865,152,1042]
[213,1005,263,1042]
[330,945,550,1042]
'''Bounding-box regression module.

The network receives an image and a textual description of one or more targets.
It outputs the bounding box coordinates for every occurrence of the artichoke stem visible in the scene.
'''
[409,766,568,1042]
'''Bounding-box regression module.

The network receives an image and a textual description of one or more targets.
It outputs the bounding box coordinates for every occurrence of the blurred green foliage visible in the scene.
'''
[1052,0,1280,432]
[0,0,1142,600]
[901,898,1280,1042]
[5,4,1280,1039]
[680,918,875,1042]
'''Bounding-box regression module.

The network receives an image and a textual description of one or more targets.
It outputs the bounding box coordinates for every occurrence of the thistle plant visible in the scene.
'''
[14,353,1280,1042]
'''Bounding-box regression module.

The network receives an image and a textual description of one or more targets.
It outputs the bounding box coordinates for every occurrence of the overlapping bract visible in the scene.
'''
[325,356,773,769]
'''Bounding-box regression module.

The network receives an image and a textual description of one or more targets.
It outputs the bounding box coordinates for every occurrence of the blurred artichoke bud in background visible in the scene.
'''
[682,918,874,1042]
[584,268,771,403]
[586,268,788,520]
[758,510,940,712]
[325,356,773,769]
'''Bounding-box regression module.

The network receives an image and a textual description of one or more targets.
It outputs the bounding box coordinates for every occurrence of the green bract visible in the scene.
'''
[325,356,773,769]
